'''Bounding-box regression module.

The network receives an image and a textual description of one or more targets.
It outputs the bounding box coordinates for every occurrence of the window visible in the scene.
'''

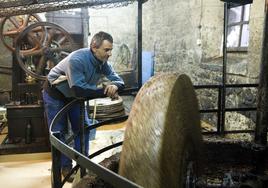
[227,4,250,51]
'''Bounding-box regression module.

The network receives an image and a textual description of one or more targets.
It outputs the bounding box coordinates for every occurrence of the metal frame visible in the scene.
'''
[195,83,258,135]
[227,4,250,50]
[0,0,137,17]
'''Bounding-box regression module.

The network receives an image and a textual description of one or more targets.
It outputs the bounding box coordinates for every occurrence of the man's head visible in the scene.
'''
[90,31,113,62]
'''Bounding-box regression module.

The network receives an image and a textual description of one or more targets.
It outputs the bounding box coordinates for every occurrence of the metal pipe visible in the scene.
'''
[51,132,62,188]
[79,99,86,177]
[221,2,228,134]
[194,83,258,89]
[217,87,222,134]
[137,0,143,88]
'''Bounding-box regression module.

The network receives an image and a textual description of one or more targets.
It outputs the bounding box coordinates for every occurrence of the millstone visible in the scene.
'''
[87,96,125,121]
[119,73,203,188]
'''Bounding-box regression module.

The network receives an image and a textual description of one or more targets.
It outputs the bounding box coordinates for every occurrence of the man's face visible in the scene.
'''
[92,40,113,62]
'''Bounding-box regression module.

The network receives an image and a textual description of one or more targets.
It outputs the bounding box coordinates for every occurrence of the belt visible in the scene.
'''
[47,80,55,88]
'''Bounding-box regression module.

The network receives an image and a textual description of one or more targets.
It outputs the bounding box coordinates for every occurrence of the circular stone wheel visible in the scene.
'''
[119,73,203,188]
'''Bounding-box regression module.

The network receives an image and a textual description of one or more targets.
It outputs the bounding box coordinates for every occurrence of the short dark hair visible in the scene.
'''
[90,31,113,48]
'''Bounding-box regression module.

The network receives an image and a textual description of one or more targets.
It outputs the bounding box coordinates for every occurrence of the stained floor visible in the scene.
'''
[0,123,126,188]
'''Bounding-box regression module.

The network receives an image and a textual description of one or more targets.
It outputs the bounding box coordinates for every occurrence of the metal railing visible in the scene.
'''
[195,83,258,135]
[49,97,141,188]
[48,82,259,187]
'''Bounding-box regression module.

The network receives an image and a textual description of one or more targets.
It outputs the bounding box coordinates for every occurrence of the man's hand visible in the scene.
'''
[104,84,119,100]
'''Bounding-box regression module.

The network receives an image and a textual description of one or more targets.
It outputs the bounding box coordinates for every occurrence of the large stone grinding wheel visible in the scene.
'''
[119,73,203,188]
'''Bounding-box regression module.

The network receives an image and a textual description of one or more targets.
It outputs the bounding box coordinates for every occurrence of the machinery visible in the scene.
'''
[0,10,87,154]
[0,4,133,154]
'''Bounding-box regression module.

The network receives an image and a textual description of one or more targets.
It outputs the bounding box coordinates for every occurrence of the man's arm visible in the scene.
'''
[102,62,125,90]
[66,57,106,98]
[71,86,105,98]
[102,62,125,99]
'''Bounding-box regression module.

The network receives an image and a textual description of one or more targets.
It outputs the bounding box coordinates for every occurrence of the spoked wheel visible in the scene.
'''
[119,73,204,188]
[0,14,41,52]
[15,22,75,80]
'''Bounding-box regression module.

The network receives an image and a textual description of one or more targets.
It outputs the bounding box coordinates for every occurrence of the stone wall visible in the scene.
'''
[88,4,137,72]
[87,0,265,130]
[143,0,202,82]
[247,0,265,79]
[0,0,263,129]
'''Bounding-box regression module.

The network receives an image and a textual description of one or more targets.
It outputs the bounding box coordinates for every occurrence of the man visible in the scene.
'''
[42,31,124,182]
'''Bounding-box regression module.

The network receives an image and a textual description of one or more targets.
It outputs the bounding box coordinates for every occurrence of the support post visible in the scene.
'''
[79,99,86,177]
[51,132,62,188]
[137,0,143,88]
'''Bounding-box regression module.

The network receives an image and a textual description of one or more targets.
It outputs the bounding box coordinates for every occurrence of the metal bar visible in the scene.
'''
[225,83,258,88]
[51,132,62,188]
[203,129,254,135]
[225,107,257,112]
[137,0,142,88]
[79,99,86,177]
[227,20,249,27]
[68,141,124,182]
[238,5,245,47]
[220,0,253,6]
[200,107,257,113]
[50,134,141,188]
[202,131,219,135]
[220,2,228,134]
[223,129,254,134]
[194,83,258,89]
[200,109,219,113]
[217,87,222,134]
[89,141,123,159]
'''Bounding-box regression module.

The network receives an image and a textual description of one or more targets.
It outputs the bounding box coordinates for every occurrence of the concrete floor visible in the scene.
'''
[0,153,72,188]
[0,122,126,188]
[0,95,131,188]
